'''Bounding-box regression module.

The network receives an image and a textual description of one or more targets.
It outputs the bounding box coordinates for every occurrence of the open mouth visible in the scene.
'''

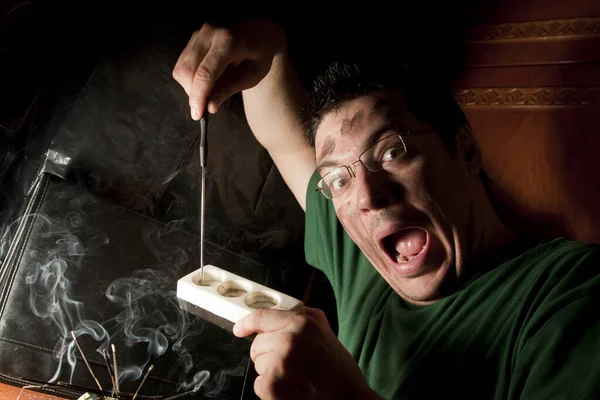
[382,227,429,265]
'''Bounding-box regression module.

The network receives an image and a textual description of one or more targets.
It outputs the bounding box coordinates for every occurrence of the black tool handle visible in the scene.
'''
[199,115,208,167]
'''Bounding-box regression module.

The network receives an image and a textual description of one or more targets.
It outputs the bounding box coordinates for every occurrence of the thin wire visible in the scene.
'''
[133,364,154,400]
[200,165,205,283]
[163,388,199,400]
[17,385,32,400]
[199,115,208,283]
[111,344,120,397]
[101,349,117,394]
[70,331,103,390]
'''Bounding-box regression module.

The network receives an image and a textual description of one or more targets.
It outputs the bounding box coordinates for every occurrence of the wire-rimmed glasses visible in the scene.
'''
[315,131,415,199]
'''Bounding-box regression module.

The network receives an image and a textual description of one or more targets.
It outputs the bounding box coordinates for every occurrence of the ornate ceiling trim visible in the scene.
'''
[455,87,600,106]
[467,17,600,41]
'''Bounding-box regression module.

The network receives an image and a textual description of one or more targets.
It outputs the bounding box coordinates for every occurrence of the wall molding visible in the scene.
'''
[467,17,600,41]
[455,87,600,106]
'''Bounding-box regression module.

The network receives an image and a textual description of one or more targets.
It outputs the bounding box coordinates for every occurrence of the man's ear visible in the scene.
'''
[456,124,482,175]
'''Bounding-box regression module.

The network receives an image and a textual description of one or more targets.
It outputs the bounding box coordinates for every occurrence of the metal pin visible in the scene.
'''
[132,364,154,400]
[21,378,161,400]
[163,387,199,400]
[111,344,120,396]
[199,115,208,283]
[70,331,103,390]
[101,349,117,394]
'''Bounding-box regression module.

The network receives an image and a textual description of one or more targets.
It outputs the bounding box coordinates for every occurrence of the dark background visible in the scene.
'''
[1,0,477,326]
[0,1,482,398]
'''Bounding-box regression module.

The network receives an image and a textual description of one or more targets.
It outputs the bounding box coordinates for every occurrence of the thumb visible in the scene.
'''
[304,307,332,331]
[208,62,264,113]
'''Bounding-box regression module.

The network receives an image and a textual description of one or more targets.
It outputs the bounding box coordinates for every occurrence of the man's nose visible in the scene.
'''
[354,166,393,212]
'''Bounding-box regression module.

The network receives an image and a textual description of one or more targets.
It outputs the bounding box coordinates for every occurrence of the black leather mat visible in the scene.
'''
[0,173,266,399]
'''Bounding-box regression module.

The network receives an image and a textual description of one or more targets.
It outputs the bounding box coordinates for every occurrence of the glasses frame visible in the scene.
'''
[315,130,431,200]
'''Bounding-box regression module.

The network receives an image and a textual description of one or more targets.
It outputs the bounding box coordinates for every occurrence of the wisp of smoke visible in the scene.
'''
[22,211,223,395]
[25,225,109,383]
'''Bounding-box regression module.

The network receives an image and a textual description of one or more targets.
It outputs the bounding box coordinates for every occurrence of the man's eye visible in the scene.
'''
[330,176,349,191]
[381,146,404,162]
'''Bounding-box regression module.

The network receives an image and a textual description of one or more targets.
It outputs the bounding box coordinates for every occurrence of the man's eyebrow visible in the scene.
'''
[362,122,403,152]
[316,159,340,175]
[316,137,337,175]
[319,136,336,162]
[316,122,403,175]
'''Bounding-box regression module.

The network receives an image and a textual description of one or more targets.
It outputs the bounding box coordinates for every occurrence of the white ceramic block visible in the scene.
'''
[177,265,304,325]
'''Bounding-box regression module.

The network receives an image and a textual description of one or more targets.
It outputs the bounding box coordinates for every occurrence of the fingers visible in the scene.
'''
[172,33,209,97]
[243,309,330,400]
[253,352,272,376]
[172,24,235,120]
[233,309,305,337]
[173,19,284,121]
[254,375,270,400]
[254,372,294,400]
[254,362,283,400]
[303,306,332,331]
[207,61,263,113]
[254,371,304,400]
[188,35,234,119]
[249,331,278,362]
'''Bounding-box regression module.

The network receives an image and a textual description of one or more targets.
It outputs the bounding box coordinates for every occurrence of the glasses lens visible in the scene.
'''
[361,134,406,171]
[317,179,333,199]
[320,167,352,198]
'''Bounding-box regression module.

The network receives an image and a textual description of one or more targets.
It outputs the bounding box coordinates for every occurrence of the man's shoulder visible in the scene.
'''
[514,237,600,300]
[478,236,598,276]
[508,239,600,400]
[526,237,600,266]
[474,237,600,303]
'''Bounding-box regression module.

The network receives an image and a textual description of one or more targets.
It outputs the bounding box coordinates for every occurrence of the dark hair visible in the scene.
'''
[300,59,468,152]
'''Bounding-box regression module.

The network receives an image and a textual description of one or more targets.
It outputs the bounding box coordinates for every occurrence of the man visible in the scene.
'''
[172,16,600,400]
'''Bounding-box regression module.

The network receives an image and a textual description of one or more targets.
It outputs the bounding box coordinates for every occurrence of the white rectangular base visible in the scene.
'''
[177,265,304,326]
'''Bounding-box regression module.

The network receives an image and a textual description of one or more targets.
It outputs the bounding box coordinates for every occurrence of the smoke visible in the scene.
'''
[141,223,189,268]
[161,170,181,185]
[24,217,109,383]
[104,267,202,387]
[19,208,244,397]
[207,358,248,396]
[181,370,210,392]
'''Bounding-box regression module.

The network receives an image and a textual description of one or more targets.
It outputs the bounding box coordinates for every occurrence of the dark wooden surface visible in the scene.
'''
[0,382,65,400]
[454,0,600,244]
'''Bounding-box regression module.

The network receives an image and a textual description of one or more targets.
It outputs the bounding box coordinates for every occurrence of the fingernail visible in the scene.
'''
[191,107,199,120]
[232,324,240,336]
[207,101,216,114]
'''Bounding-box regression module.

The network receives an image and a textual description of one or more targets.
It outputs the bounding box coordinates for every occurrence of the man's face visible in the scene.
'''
[314,91,481,304]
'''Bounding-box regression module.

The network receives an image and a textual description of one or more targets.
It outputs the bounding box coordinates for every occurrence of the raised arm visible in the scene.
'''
[172,17,315,210]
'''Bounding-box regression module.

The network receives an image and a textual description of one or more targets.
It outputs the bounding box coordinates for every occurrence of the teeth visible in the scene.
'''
[394,249,423,263]
[395,252,410,263]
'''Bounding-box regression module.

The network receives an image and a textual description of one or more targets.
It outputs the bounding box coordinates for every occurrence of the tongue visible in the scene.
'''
[394,228,427,257]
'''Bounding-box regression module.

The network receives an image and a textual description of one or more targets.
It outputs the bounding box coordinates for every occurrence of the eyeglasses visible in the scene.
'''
[316,131,428,199]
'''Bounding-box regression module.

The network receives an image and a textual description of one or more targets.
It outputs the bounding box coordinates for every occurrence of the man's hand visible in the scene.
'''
[233,307,380,400]
[172,17,286,120]
[173,16,315,210]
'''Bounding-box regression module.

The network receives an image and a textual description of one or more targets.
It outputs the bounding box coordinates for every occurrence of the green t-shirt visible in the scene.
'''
[304,170,600,399]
